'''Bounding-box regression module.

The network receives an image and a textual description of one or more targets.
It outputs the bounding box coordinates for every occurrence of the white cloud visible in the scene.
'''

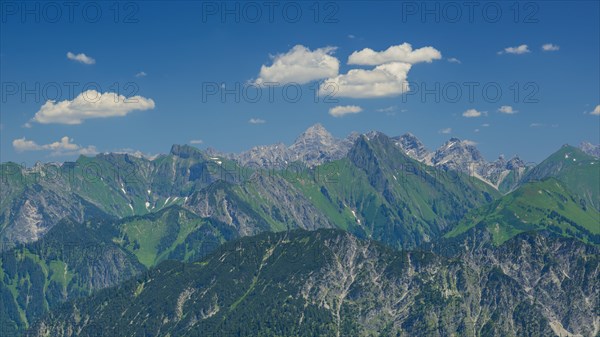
[12,138,42,152]
[447,57,461,64]
[481,123,490,127]
[462,140,478,146]
[320,62,412,98]
[591,105,600,116]
[329,105,362,117]
[530,123,544,127]
[31,90,155,125]
[348,34,355,39]
[498,105,518,114]
[462,109,486,118]
[13,136,97,156]
[135,71,147,78]
[498,44,530,55]
[249,118,266,124]
[348,43,441,66]
[439,128,452,134]
[190,139,204,144]
[376,106,397,113]
[474,129,480,133]
[66,52,95,65]
[542,44,560,52]
[255,45,339,85]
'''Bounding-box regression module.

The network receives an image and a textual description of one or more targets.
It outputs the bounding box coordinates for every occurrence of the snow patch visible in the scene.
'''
[350,210,361,225]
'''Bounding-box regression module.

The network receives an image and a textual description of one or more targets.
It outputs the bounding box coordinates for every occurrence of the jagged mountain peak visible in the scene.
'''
[506,156,526,169]
[169,144,204,158]
[396,132,423,145]
[392,132,431,163]
[434,138,484,161]
[364,130,387,139]
[293,123,334,144]
[580,141,600,158]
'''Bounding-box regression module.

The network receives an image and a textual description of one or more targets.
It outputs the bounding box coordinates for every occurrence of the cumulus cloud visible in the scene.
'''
[447,57,461,64]
[320,62,412,98]
[542,44,560,51]
[30,90,155,125]
[439,128,452,134]
[376,106,397,113]
[190,139,204,144]
[13,136,97,156]
[135,71,147,78]
[255,45,339,85]
[498,105,518,114]
[348,43,441,66]
[498,45,530,55]
[591,105,600,116]
[329,105,362,117]
[249,118,266,124]
[462,109,486,118]
[66,52,96,65]
[530,123,544,127]
[462,140,478,146]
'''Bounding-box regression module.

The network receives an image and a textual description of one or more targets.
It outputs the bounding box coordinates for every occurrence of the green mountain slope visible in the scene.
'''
[26,229,599,337]
[446,178,600,245]
[112,206,238,267]
[0,216,144,336]
[158,134,500,250]
[1,133,501,252]
[522,145,600,210]
[0,205,237,336]
[304,133,499,248]
[0,146,239,249]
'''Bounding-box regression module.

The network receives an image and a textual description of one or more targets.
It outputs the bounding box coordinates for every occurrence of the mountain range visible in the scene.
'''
[0,124,598,337]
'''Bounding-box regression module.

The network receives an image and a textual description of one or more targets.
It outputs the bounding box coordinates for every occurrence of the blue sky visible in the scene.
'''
[1,0,599,165]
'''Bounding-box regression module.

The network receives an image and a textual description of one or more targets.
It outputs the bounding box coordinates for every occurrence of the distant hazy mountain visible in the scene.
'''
[234,124,358,168]
[226,125,531,192]
[580,141,600,158]
[393,135,530,192]
[391,133,433,163]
